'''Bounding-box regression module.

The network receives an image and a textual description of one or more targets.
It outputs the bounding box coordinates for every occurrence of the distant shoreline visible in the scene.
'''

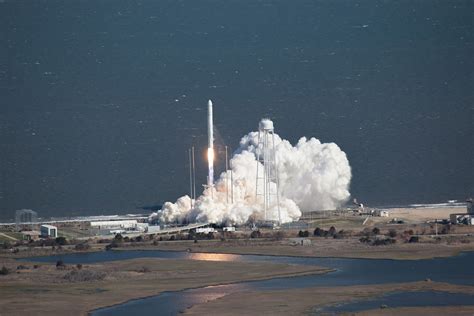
[0,202,468,225]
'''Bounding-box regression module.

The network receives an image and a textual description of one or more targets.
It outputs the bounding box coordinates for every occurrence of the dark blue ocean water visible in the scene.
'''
[1,0,472,220]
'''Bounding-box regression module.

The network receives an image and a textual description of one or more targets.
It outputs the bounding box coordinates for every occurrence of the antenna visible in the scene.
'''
[225,145,229,204]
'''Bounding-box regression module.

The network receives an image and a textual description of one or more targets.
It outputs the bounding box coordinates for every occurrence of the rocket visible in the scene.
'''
[207,99,214,187]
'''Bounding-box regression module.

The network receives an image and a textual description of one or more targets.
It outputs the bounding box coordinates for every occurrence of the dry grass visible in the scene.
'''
[0,257,331,315]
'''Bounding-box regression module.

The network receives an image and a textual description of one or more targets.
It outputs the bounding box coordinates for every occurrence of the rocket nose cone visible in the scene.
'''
[208,100,213,107]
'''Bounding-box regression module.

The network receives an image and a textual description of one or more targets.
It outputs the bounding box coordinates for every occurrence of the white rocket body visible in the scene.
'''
[207,100,214,187]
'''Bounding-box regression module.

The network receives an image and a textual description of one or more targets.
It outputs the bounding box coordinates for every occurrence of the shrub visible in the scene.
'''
[359,236,371,243]
[298,230,309,238]
[169,235,176,241]
[250,230,261,239]
[0,266,9,275]
[56,260,65,269]
[372,227,380,235]
[328,226,336,236]
[408,236,419,243]
[55,236,67,246]
[75,243,90,251]
[373,238,396,246]
[314,227,322,237]
[105,242,119,251]
[76,264,83,270]
[388,229,397,238]
[136,266,150,273]
[441,225,451,235]
[114,234,123,242]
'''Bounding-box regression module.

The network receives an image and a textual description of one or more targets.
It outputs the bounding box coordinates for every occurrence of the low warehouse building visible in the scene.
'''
[90,220,138,230]
[40,225,58,238]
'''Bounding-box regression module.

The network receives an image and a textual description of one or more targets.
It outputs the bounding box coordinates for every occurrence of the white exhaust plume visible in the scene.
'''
[150,119,351,225]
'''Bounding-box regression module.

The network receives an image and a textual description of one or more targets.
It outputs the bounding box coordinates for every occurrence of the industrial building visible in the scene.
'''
[196,227,215,234]
[450,199,474,225]
[40,225,58,238]
[90,220,138,230]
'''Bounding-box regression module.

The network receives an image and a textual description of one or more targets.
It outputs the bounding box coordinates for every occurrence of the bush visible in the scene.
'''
[0,266,9,275]
[373,238,396,246]
[250,230,261,239]
[313,227,322,237]
[136,266,150,273]
[372,227,380,235]
[298,230,309,238]
[75,243,90,251]
[56,260,65,269]
[2,241,12,249]
[388,229,397,238]
[408,236,419,243]
[359,236,371,243]
[114,234,123,242]
[441,225,451,235]
[16,265,29,270]
[328,226,336,236]
[105,241,119,251]
[55,236,67,246]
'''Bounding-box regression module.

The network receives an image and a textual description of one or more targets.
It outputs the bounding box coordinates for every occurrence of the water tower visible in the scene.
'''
[255,119,281,224]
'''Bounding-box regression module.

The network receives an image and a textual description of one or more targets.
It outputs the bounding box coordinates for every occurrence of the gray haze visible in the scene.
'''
[1,0,473,221]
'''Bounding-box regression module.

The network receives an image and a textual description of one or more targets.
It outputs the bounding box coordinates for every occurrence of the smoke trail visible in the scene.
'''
[150,119,351,225]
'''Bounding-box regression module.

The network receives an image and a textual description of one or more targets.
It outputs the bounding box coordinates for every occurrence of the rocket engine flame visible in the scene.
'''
[207,147,214,187]
[150,119,352,225]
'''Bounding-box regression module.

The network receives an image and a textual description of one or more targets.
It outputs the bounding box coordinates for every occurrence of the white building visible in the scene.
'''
[40,225,58,238]
[196,227,215,234]
[374,210,389,217]
[90,220,138,230]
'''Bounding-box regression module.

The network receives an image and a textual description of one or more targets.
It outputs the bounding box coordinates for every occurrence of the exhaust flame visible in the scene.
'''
[207,147,214,187]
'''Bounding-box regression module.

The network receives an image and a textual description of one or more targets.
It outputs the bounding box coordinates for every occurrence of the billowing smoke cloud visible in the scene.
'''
[150,119,351,225]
